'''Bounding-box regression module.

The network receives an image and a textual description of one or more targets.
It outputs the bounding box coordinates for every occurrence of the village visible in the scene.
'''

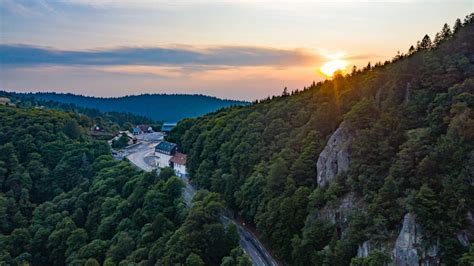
[109,122,187,177]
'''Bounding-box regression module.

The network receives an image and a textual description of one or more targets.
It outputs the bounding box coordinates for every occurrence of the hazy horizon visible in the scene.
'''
[1,0,472,100]
[5,89,250,102]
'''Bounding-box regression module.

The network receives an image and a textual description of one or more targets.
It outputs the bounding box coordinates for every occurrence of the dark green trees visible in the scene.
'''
[0,105,245,265]
[111,134,129,149]
[169,16,474,265]
[161,190,244,265]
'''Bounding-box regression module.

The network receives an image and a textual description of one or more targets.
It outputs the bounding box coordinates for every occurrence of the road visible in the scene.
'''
[126,142,156,172]
[121,134,278,266]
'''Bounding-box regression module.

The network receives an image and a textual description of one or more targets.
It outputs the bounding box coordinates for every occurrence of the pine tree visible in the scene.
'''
[418,34,432,50]
[433,32,442,47]
[351,65,357,75]
[440,23,452,40]
[453,18,462,34]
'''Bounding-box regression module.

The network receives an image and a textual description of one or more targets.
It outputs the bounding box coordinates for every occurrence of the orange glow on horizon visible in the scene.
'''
[319,59,348,77]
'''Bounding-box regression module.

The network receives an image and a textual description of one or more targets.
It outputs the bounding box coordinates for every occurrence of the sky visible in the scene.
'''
[0,0,472,100]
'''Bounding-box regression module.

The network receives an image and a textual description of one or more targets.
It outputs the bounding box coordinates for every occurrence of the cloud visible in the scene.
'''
[0,44,319,68]
[97,65,184,78]
[345,53,383,60]
[0,0,55,17]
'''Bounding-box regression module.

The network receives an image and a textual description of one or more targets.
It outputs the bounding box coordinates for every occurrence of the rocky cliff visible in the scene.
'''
[391,213,424,265]
[316,121,354,187]
[391,213,442,266]
[319,193,365,237]
[354,213,440,265]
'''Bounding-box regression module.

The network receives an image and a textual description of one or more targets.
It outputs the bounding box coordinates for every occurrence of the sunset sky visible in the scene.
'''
[1,0,472,100]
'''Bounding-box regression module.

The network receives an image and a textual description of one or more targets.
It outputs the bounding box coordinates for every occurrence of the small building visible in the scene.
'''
[161,122,177,132]
[154,141,178,168]
[132,126,142,135]
[137,124,153,133]
[170,152,187,176]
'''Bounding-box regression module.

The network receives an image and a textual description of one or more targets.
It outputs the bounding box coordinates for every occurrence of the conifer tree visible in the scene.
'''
[453,18,462,33]
[418,34,432,50]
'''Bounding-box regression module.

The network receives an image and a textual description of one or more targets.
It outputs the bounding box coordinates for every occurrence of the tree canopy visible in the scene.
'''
[168,15,474,264]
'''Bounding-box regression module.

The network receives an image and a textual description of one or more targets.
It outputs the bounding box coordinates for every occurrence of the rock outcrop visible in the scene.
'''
[357,241,373,258]
[314,192,365,239]
[355,212,472,265]
[391,213,440,266]
[392,213,420,265]
[457,211,474,248]
[316,121,354,187]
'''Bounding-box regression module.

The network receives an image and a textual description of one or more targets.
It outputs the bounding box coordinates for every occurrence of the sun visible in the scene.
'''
[319,60,348,77]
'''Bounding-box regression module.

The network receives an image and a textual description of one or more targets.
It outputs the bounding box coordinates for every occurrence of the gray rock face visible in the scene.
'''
[457,211,474,247]
[316,192,365,239]
[392,213,420,266]
[392,213,440,266]
[316,121,354,187]
[357,241,372,258]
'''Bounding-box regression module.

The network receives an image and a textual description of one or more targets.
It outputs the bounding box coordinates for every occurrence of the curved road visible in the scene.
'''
[122,136,278,266]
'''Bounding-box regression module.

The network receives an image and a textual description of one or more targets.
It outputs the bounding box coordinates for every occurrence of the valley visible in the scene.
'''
[121,133,277,266]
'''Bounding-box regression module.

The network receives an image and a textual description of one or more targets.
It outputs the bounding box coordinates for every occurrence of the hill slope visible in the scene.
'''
[168,15,474,264]
[13,93,248,122]
[1,91,158,132]
[0,105,249,265]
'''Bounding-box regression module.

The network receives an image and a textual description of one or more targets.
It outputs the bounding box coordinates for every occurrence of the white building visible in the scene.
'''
[170,152,187,176]
[154,141,187,176]
[155,141,178,168]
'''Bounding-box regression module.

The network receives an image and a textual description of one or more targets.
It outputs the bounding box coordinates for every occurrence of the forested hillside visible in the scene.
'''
[0,91,159,133]
[0,105,249,265]
[14,92,248,122]
[169,15,474,264]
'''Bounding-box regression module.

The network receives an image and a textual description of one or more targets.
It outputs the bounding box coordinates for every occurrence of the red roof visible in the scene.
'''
[170,152,187,165]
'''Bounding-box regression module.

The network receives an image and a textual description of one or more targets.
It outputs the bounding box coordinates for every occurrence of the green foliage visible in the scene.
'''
[84,258,101,266]
[351,250,391,266]
[161,190,239,265]
[221,247,252,266]
[63,119,82,139]
[186,253,205,266]
[12,92,248,122]
[1,105,239,265]
[111,134,129,149]
[9,92,158,130]
[458,244,474,266]
[344,98,379,130]
[2,14,474,265]
[169,17,474,264]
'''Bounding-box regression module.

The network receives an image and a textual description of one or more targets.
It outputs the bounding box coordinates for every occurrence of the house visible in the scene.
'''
[132,125,153,135]
[154,141,178,168]
[132,126,142,135]
[137,124,153,133]
[161,122,177,132]
[154,141,187,176]
[170,152,187,176]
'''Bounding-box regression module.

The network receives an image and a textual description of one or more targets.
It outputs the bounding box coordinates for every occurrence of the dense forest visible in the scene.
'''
[168,15,474,264]
[0,105,250,265]
[13,92,248,122]
[0,91,159,133]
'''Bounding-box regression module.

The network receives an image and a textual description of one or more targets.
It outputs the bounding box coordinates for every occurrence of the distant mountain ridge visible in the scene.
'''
[13,92,249,122]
